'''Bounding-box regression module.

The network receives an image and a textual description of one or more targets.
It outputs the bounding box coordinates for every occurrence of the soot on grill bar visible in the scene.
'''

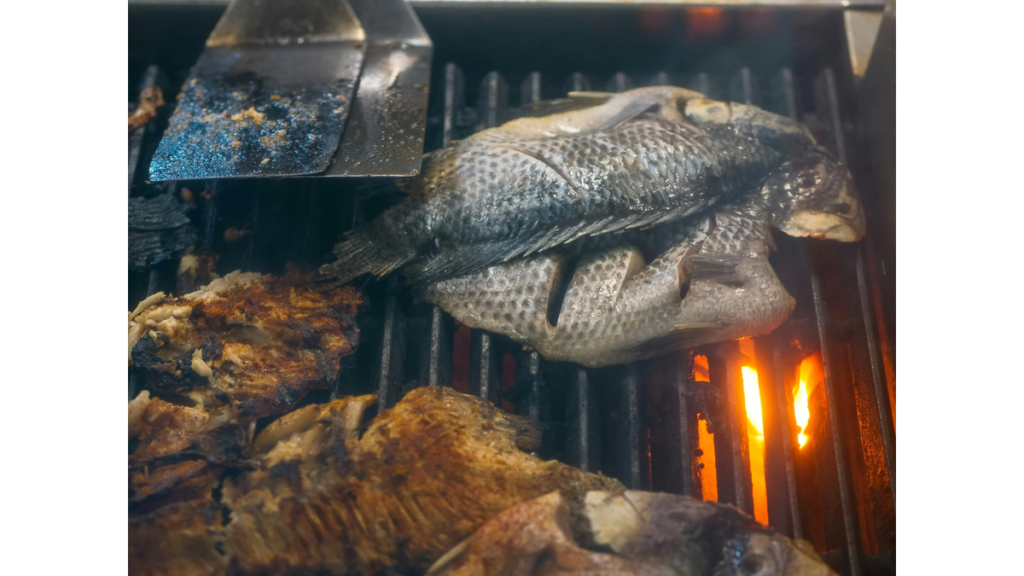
[129,2,895,575]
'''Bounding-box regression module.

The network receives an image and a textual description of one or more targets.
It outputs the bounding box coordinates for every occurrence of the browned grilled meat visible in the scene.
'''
[128,392,234,576]
[129,86,166,131]
[222,387,623,575]
[429,491,836,576]
[128,268,362,419]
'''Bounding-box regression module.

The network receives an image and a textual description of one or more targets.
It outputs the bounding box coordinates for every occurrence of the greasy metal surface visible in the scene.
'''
[623,364,643,489]
[843,10,883,79]
[129,66,163,191]
[810,270,862,576]
[425,305,451,386]
[675,367,694,497]
[378,276,405,411]
[767,67,803,541]
[206,0,364,46]
[326,0,433,176]
[149,0,366,180]
[773,339,804,540]
[574,368,591,472]
[470,329,500,404]
[856,253,895,506]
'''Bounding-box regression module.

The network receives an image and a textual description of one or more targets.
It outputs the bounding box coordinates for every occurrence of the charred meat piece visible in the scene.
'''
[223,387,623,575]
[128,269,362,418]
[428,490,836,576]
[129,193,197,270]
[129,86,166,131]
[322,87,857,286]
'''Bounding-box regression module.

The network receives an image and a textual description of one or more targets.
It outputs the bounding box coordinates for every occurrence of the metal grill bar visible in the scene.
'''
[128,65,161,191]
[772,337,804,540]
[574,368,591,472]
[856,252,896,505]
[765,67,804,540]
[377,276,404,411]
[810,271,863,576]
[466,68,505,404]
[675,362,694,496]
[811,67,864,576]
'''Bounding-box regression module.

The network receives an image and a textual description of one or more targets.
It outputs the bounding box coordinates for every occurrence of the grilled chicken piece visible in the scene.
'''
[222,387,623,575]
[428,491,837,576]
[128,268,362,418]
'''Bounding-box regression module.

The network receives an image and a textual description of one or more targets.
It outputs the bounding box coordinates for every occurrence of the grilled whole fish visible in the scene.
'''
[427,490,836,576]
[420,142,863,367]
[422,196,789,368]
[322,86,852,285]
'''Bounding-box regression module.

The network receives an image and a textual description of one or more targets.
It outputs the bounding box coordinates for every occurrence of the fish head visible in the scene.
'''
[762,146,865,242]
[717,532,838,576]
[684,99,817,147]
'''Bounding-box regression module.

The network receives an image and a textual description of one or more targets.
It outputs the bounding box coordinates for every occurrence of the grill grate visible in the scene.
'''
[128,55,895,575]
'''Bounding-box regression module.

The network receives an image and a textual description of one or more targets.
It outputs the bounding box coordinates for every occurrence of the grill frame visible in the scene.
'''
[128,5,896,574]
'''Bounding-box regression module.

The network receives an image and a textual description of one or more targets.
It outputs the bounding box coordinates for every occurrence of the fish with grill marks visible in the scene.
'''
[427,490,836,576]
[421,143,862,367]
[128,267,362,418]
[321,86,858,286]
[130,387,622,576]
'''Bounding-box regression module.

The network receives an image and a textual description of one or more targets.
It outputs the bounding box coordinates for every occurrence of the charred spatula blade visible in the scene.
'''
[325,0,433,177]
[149,0,366,181]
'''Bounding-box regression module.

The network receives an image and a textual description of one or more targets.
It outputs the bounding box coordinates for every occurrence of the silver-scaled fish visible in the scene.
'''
[420,146,863,367]
[322,86,858,286]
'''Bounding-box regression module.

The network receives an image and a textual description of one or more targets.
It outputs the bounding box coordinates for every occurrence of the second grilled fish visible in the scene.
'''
[421,145,862,367]
[323,86,841,285]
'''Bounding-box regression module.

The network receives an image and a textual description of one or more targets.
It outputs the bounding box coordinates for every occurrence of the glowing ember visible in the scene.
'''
[742,366,764,436]
[738,340,768,525]
[794,379,810,447]
[693,355,718,502]
[794,353,823,449]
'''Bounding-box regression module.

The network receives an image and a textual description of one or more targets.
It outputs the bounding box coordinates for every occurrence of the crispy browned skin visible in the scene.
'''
[430,490,838,576]
[129,269,363,418]
[427,492,653,576]
[128,394,239,576]
[223,387,624,575]
[129,462,229,576]
[129,86,166,131]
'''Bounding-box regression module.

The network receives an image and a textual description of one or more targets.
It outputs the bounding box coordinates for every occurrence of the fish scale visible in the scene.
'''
[323,87,837,285]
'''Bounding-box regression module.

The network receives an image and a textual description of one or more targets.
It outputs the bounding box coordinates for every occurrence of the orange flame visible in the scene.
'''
[694,355,717,503]
[794,353,823,449]
[739,340,768,525]
[794,379,810,447]
[742,366,763,436]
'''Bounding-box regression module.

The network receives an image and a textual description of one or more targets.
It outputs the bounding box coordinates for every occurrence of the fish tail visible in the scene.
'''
[319,228,415,283]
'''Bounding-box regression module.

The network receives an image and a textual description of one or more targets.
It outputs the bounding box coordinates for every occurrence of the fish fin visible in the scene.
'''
[686,254,745,287]
[319,228,416,284]
[574,97,659,136]
[626,323,723,357]
[567,91,615,100]
[403,241,524,286]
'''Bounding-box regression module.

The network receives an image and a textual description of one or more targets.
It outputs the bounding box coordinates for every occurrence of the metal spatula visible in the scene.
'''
[149,0,366,181]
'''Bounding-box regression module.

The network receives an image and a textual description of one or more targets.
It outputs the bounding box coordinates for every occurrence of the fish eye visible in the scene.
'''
[737,555,768,576]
